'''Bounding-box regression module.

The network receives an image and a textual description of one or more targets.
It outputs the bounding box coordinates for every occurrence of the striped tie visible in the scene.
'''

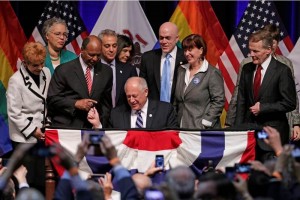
[135,110,143,128]
[85,66,92,94]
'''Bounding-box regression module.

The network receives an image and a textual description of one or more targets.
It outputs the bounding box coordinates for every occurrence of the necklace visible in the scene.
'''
[50,56,60,61]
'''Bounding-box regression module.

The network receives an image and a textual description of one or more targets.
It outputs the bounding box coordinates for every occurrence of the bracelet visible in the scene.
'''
[109,157,120,166]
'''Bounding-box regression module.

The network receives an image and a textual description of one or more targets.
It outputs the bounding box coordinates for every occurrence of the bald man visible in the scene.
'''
[140,22,187,104]
[47,35,113,128]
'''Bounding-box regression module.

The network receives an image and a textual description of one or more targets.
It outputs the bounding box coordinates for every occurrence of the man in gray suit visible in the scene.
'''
[226,24,300,141]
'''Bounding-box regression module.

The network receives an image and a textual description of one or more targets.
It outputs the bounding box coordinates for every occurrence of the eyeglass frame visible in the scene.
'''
[49,31,68,39]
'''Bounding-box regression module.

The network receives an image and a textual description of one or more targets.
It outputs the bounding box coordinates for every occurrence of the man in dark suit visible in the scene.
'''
[47,35,113,128]
[235,29,296,161]
[87,77,178,129]
[98,29,137,108]
[140,22,187,104]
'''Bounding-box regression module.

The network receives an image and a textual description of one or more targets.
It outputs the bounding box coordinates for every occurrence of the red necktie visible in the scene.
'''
[85,66,92,94]
[253,65,262,101]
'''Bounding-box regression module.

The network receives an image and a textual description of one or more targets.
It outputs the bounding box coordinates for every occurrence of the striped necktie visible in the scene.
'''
[135,110,143,128]
[85,66,92,94]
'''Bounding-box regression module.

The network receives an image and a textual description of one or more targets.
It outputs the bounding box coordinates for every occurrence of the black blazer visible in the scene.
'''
[47,58,113,128]
[235,57,296,144]
[109,100,179,129]
[115,61,138,107]
[139,48,187,104]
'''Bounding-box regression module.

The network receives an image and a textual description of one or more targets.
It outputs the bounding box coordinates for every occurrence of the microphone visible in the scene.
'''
[25,76,29,80]
[43,76,46,81]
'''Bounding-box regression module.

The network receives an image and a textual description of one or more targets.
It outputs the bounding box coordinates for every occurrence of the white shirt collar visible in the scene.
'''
[181,58,209,73]
[162,46,177,59]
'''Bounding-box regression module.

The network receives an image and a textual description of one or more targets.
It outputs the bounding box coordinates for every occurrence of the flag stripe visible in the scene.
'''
[123,130,182,151]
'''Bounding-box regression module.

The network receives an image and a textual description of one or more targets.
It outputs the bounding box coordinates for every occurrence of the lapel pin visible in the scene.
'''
[149,114,152,117]
[120,70,123,74]
[193,77,200,85]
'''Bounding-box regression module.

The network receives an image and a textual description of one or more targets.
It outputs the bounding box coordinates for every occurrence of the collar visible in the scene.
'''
[260,54,272,70]
[181,58,209,73]
[131,99,149,115]
[162,46,177,59]
[101,59,116,67]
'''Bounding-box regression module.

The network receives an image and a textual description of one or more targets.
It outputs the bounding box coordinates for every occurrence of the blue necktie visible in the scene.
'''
[135,110,143,128]
[160,53,171,102]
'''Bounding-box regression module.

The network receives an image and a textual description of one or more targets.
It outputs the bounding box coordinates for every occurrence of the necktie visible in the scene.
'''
[253,65,262,101]
[110,64,116,108]
[160,53,171,102]
[135,110,143,128]
[85,66,92,94]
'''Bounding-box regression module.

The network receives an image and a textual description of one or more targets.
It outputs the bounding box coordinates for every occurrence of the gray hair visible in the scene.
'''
[124,77,148,91]
[42,17,68,41]
[98,29,117,41]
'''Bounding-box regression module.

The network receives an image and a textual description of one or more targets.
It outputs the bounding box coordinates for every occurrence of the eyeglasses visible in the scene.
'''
[50,31,68,39]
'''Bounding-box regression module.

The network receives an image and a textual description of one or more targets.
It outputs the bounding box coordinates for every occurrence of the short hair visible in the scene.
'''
[98,29,117,41]
[117,34,134,60]
[262,24,280,42]
[249,29,273,49]
[42,17,68,41]
[124,77,148,91]
[164,166,196,199]
[182,34,207,59]
[22,42,46,64]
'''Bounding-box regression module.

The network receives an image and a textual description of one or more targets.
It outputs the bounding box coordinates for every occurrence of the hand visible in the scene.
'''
[87,107,101,128]
[233,175,252,200]
[75,99,98,112]
[74,134,90,163]
[274,144,294,174]
[99,172,113,200]
[50,143,77,172]
[33,127,45,141]
[250,102,260,116]
[99,135,119,164]
[13,165,28,185]
[144,161,163,176]
[249,160,271,176]
[263,126,283,156]
[291,125,300,141]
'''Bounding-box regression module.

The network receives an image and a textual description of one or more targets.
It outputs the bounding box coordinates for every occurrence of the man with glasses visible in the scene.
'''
[47,35,113,128]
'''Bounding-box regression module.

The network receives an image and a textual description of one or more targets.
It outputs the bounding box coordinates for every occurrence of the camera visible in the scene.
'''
[90,174,105,182]
[257,130,268,139]
[89,134,103,145]
[225,166,236,180]
[292,148,300,162]
[144,189,164,200]
[235,163,251,173]
[155,155,164,168]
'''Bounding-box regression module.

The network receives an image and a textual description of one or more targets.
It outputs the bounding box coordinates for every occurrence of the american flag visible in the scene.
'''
[29,0,88,54]
[217,0,294,110]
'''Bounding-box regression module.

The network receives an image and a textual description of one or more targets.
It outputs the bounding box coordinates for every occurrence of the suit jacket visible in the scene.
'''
[140,48,187,104]
[115,61,138,107]
[235,57,296,145]
[47,58,113,128]
[7,64,51,143]
[109,100,178,129]
[175,63,225,129]
[226,55,300,129]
